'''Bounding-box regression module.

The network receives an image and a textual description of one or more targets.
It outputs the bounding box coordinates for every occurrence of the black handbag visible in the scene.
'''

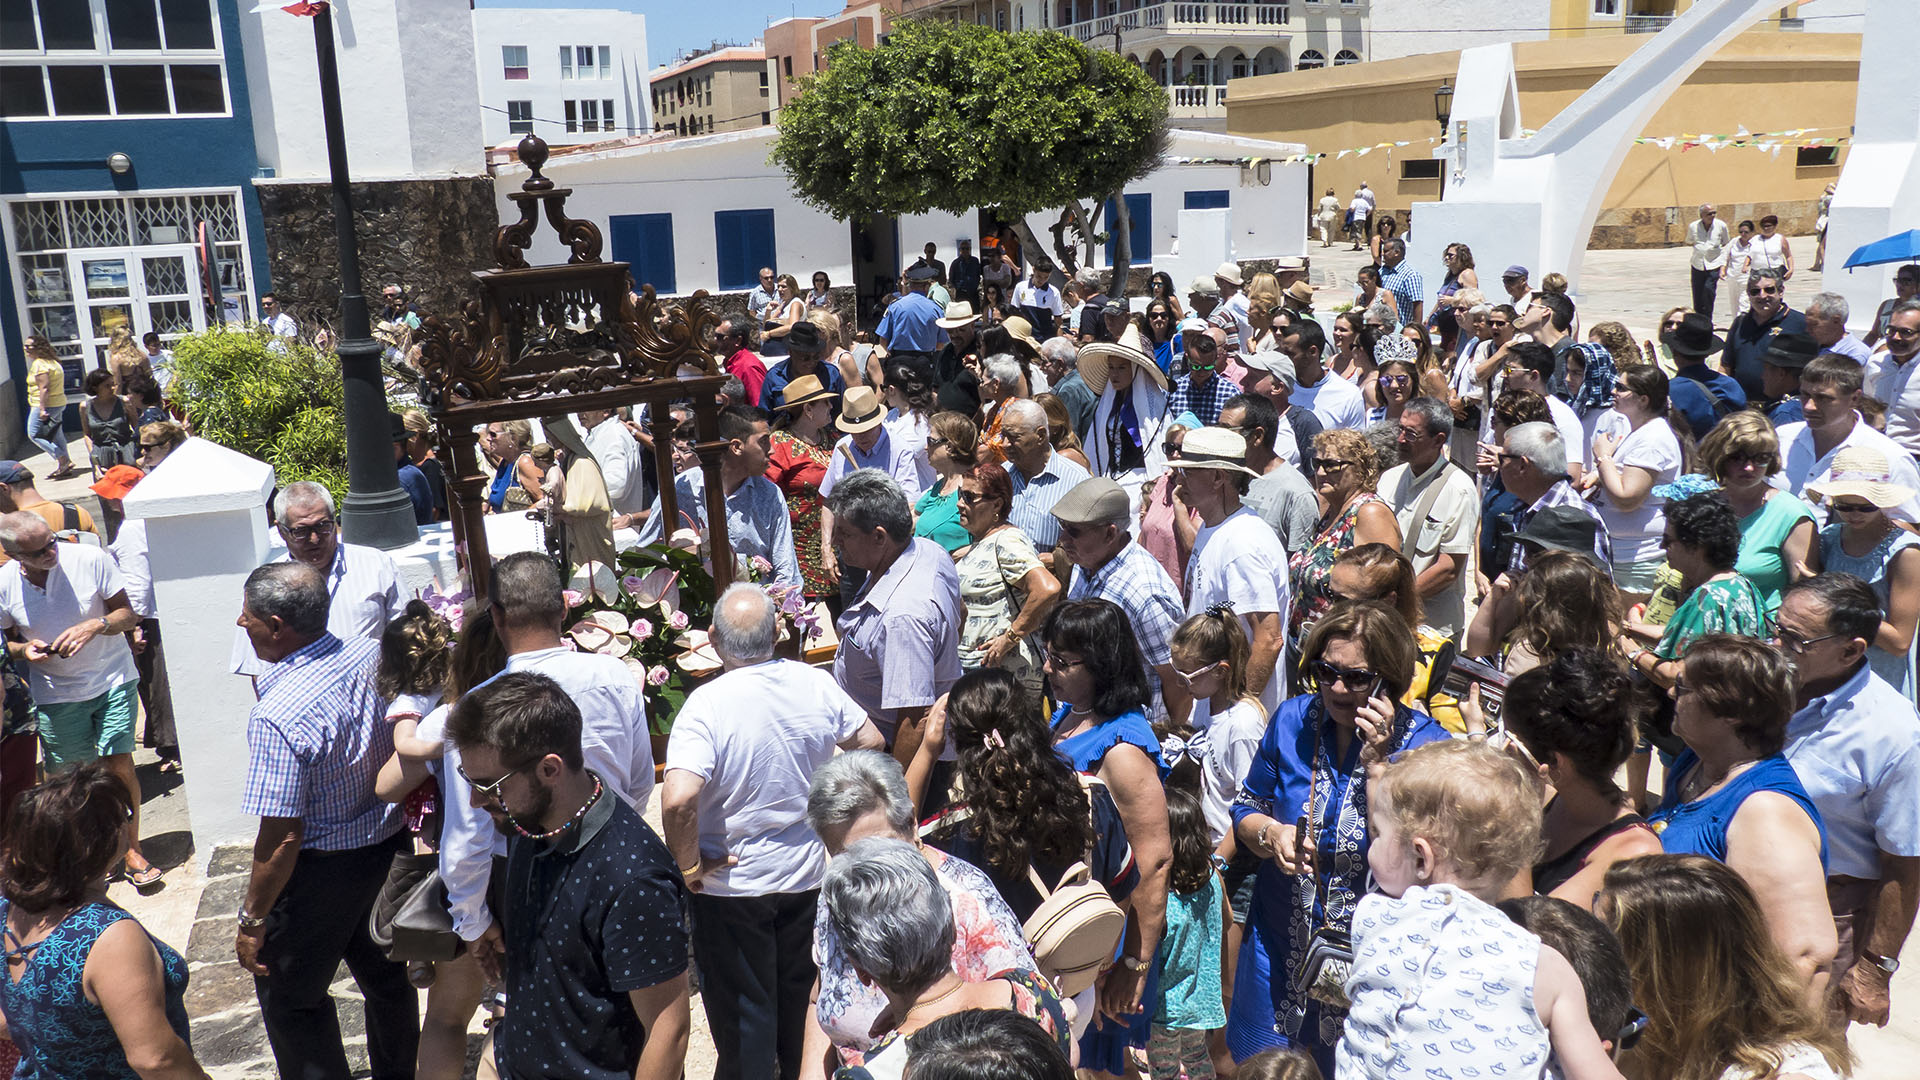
[369,851,462,962]
[1292,926,1355,1011]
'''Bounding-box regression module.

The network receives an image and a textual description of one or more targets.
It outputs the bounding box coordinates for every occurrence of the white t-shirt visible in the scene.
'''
[884,409,936,501]
[1294,371,1368,431]
[1187,507,1292,713]
[1189,697,1267,847]
[0,545,139,704]
[1581,407,1631,470]
[1596,417,1683,563]
[1543,393,1588,472]
[666,660,870,896]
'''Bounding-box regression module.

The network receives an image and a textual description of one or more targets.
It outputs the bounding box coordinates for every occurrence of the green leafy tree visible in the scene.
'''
[165,326,351,496]
[771,19,1169,293]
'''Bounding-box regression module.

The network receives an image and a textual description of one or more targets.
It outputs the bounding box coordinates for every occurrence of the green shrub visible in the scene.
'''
[167,326,352,494]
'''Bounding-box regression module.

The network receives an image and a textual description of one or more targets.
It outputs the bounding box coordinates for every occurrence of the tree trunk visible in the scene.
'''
[1109,191,1131,298]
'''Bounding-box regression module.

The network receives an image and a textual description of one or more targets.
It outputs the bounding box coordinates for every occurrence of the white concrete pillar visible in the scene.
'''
[120,439,276,863]
[1821,0,1919,332]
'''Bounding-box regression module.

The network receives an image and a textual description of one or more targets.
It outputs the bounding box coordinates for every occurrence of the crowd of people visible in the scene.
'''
[5,229,1920,1080]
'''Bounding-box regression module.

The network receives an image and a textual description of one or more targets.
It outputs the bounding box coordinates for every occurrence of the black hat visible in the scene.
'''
[389,411,409,443]
[1764,331,1820,370]
[787,320,822,353]
[1513,505,1599,558]
[1663,311,1724,359]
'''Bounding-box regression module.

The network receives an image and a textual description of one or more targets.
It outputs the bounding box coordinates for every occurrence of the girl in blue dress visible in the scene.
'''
[1044,599,1169,1080]
[1225,601,1451,1075]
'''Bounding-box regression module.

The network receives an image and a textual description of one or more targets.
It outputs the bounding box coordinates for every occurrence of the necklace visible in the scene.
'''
[902,978,966,1020]
[510,775,603,841]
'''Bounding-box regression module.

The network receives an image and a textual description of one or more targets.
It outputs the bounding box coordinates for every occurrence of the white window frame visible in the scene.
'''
[1593,0,1620,16]
[601,98,614,132]
[597,45,610,79]
[1297,49,1326,70]
[3,186,256,373]
[0,0,230,121]
[575,45,594,79]
[1333,49,1361,66]
[506,99,533,134]
[559,45,571,79]
[501,44,527,79]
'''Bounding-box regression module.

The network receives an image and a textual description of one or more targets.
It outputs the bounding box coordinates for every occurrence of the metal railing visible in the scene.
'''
[1066,2,1289,42]
[1624,14,1675,34]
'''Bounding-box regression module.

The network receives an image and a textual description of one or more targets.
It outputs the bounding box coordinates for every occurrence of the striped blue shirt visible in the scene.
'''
[1006,451,1091,552]
[242,633,401,851]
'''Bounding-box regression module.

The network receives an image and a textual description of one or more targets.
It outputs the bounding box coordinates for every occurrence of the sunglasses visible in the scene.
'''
[1486,724,1542,773]
[280,521,336,542]
[1162,441,1184,457]
[1829,500,1880,516]
[1309,659,1381,695]
[1315,459,1353,473]
[459,761,530,802]
[1044,650,1086,671]
[5,540,57,561]
[1381,374,1411,386]
[1188,360,1216,373]
[1766,616,1842,654]
[1487,320,1510,329]
[957,490,993,505]
[1173,660,1224,683]
[1747,287,1780,297]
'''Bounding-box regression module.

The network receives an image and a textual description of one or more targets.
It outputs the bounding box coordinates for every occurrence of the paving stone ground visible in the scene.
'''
[45,232,1917,1078]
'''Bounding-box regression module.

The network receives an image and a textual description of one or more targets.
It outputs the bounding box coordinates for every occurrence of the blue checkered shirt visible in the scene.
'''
[1168,373,1240,428]
[1380,263,1425,325]
[1069,541,1184,718]
[242,633,401,851]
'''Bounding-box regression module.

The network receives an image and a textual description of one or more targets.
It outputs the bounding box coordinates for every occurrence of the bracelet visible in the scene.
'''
[236,907,267,930]
[678,858,702,877]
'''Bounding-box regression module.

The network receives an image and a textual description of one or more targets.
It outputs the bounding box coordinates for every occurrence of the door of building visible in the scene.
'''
[67,245,205,372]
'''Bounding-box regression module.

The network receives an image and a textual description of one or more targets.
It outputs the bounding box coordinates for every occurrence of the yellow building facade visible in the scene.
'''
[1226,29,1856,248]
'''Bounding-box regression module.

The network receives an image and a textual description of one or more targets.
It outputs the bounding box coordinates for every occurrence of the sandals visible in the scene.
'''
[125,862,166,892]
[46,464,79,481]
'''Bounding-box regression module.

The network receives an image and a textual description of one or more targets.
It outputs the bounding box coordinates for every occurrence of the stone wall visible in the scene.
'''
[701,286,861,347]
[253,177,498,332]
[1590,199,1824,251]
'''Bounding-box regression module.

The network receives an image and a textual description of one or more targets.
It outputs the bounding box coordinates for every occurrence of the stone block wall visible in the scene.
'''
[1590,199,1823,250]
[253,177,498,332]
[701,286,860,348]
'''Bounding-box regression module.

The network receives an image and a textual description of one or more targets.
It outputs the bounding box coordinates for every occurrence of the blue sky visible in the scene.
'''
[473,1,846,68]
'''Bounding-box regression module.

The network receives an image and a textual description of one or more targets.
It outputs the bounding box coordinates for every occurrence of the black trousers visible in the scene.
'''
[690,889,820,1080]
[255,832,419,1080]
[1691,265,1721,322]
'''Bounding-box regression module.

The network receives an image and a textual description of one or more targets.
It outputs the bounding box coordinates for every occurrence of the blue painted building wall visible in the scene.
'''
[0,0,271,418]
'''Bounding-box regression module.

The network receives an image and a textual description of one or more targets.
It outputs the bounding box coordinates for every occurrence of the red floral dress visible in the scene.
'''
[766,430,834,598]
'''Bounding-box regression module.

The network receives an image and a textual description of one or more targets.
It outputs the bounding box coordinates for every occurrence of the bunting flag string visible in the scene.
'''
[1165,123,1852,168]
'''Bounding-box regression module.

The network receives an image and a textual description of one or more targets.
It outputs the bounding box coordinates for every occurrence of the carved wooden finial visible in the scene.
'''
[519,134,553,192]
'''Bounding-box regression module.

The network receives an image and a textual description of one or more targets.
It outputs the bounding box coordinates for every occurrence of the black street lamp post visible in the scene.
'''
[310,3,418,550]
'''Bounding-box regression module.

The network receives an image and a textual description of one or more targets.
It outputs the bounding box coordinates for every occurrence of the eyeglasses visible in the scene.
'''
[5,540,57,561]
[1044,650,1086,671]
[1309,659,1381,695]
[281,521,336,542]
[1395,423,1431,441]
[458,762,530,803]
[1767,616,1842,654]
[1616,1007,1649,1052]
[1887,326,1920,339]
[1173,660,1223,683]
[1485,723,1542,773]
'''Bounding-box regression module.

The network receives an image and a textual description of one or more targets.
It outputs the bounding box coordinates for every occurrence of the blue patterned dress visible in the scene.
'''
[0,901,190,1080]
[1226,694,1451,1074]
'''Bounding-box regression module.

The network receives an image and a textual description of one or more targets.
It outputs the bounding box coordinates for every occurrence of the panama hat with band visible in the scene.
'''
[1213,261,1244,287]
[836,386,886,434]
[936,302,981,330]
[1807,446,1916,509]
[777,374,837,411]
[1077,324,1167,394]
[1283,281,1316,308]
[1170,427,1258,477]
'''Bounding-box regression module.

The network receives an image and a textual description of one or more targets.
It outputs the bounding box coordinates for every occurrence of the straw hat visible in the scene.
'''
[1170,427,1258,476]
[1807,446,1916,509]
[936,301,981,330]
[836,385,886,433]
[1000,315,1042,360]
[1213,261,1244,287]
[1283,281,1316,308]
[1077,325,1167,394]
[777,374,837,410]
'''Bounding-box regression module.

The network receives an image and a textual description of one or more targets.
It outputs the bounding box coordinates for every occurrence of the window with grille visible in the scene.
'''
[502,44,527,79]
[1,0,228,118]
[1297,50,1326,70]
[1334,50,1360,66]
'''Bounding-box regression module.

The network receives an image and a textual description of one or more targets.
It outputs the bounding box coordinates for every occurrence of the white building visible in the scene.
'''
[472,7,651,147]
[493,126,1309,314]
[238,0,482,180]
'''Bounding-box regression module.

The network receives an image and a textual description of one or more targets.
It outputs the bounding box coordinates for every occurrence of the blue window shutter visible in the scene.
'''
[1184,189,1230,210]
[611,213,676,294]
[1105,192,1153,267]
[715,209,776,291]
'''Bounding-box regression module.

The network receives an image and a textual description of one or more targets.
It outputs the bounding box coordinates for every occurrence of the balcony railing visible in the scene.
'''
[1624,14,1674,34]
[1167,84,1229,117]
[1065,3,1289,43]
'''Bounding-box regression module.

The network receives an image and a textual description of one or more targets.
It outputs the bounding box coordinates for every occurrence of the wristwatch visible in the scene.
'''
[1863,950,1901,976]
[1118,954,1149,973]
[236,907,267,930]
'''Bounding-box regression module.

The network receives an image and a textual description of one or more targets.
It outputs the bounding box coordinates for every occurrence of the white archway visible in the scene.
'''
[1253,46,1289,76]
[1214,47,1247,84]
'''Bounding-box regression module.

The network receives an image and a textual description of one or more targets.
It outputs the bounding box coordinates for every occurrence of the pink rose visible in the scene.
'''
[563,589,585,608]
[668,610,690,631]
[631,617,655,638]
[646,665,671,687]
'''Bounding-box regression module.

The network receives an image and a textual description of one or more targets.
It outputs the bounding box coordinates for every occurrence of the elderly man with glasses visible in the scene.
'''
[1377,398,1479,637]
[1865,300,1920,461]
[1721,268,1809,403]
[233,560,418,1080]
[229,480,405,682]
